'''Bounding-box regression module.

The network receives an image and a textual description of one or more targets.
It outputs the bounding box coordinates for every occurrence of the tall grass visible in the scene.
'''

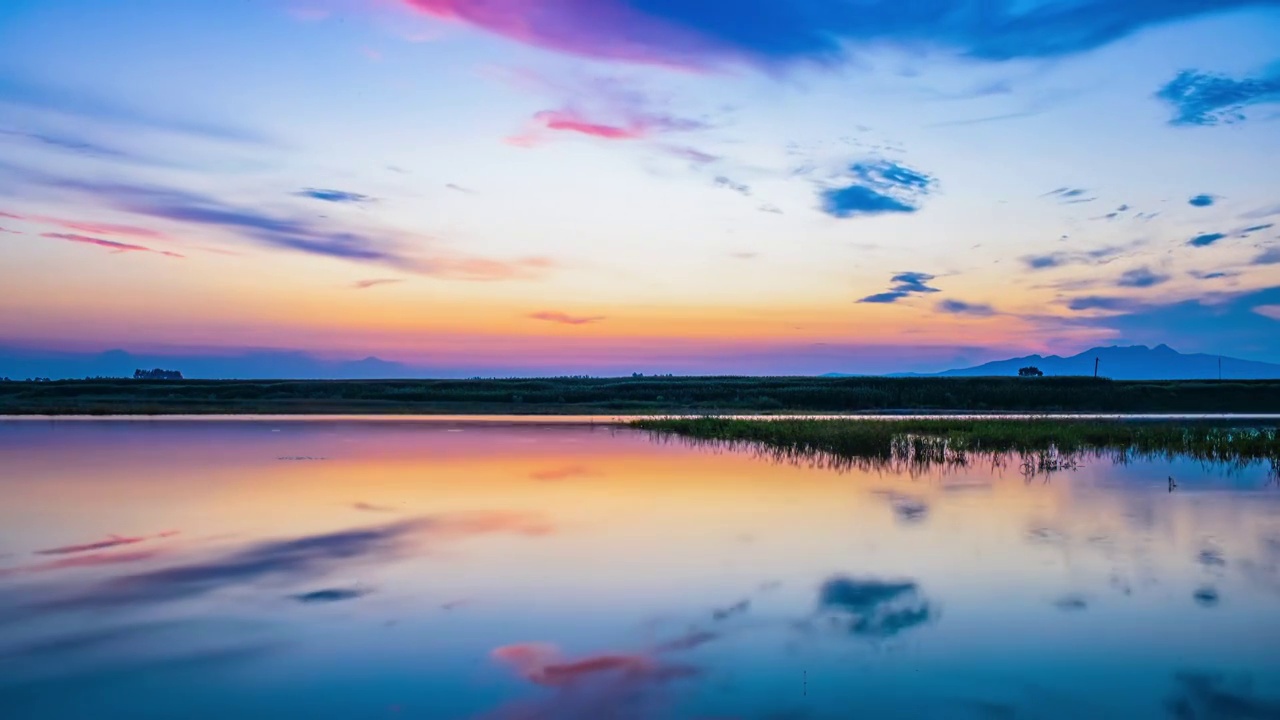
[630,417,1280,476]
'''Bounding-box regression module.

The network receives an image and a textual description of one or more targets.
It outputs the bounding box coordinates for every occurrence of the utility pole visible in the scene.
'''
[1094,356,1099,378]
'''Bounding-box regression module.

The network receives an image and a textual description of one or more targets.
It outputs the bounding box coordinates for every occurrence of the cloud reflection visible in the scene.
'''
[35,513,550,610]
[818,576,937,638]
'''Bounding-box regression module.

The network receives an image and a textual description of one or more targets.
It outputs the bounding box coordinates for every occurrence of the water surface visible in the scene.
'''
[1,419,1278,719]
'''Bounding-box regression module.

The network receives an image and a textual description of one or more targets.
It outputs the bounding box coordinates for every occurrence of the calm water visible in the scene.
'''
[1,419,1278,719]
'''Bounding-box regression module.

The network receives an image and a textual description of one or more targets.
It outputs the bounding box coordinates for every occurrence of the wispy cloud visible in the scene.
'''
[3,210,167,239]
[1156,68,1280,126]
[0,549,165,578]
[40,232,184,258]
[528,311,606,325]
[352,278,403,289]
[663,145,719,165]
[1189,270,1239,280]
[401,0,1270,70]
[1254,247,1280,265]
[858,271,939,304]
[0,128,149,163]
[1242,204,1280,220]
[712,175,751,196]
[295,188,375,204]
[1021,245,1126,270]
[0,72,266,144]
[44,178,552,279]
[820,159,936,218]
[35,531,177,556]
[1042,187,1096,204]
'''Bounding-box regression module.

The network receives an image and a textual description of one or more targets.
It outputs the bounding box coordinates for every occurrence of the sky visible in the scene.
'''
[1,0,1279,376]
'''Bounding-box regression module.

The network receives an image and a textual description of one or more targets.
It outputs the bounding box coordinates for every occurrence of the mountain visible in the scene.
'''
[885,344,1280,380]
[0,347,421,380]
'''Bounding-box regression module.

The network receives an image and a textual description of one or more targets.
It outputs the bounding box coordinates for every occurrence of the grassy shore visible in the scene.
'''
[4,376,1280,415]
[630,417,1280,471]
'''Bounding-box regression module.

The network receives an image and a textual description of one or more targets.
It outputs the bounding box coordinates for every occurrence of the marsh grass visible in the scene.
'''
[631,417,1280,478]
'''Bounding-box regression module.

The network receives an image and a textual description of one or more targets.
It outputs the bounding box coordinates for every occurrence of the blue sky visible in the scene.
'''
[1,0,1279,374]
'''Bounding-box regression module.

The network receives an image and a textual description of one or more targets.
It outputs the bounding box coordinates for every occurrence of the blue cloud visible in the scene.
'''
[1068,296,1136,312]
[1188,232,1228,247]
[1188,194,1217,207]
[1117,267,1170,288]
[936,299,996,316]
[1240,223,1275,236]
[422,0,1280,69]
[1156,69,1280,126]
[1023,253,1068,270]
[820,160,936,218]
[1070,285,1280,362]
[858,271,939,304]
[291,587,372,603]
[295,188,375,204]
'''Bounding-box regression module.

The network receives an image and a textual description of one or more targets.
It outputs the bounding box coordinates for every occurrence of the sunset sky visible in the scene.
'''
[2,0,1279,375]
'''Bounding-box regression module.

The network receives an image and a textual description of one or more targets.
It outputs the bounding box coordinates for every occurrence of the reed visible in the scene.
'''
[630,417,1280,475]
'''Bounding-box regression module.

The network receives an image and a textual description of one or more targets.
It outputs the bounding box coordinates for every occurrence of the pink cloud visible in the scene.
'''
[32,216,169,240]
[0,227,20,234]
[0,211,23,219]
[528,311,605,325]
[40,233,184,258]
[491,644,669,687]
[535,110,644,140]
[483,642,701,718]
[0,549,165,577]
[35,531,179,556]
[353,278,404,289]
[511,106,709,146]
[402,0,718,70]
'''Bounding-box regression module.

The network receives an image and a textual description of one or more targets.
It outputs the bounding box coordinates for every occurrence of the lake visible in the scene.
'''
[1,418,1278,719]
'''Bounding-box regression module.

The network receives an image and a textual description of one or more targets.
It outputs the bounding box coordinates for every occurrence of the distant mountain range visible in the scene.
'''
[5,343,1279,381]
[0,347,424,380]
[865,344,1280,380]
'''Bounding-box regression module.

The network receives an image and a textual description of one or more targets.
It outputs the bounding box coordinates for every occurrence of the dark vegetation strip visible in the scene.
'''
[630,418,1280,472]
[3,377,1280,415]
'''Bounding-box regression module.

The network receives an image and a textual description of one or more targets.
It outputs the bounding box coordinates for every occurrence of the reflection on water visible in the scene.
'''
[1,419,1278,719]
